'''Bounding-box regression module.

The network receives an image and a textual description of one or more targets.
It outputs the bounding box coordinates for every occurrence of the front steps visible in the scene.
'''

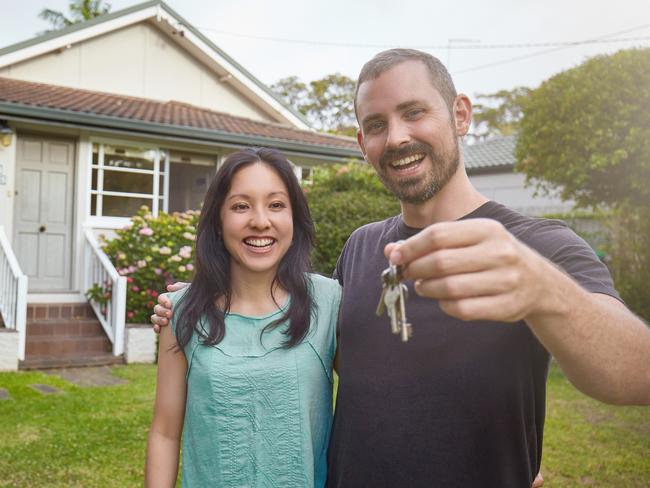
[19,303,124,370]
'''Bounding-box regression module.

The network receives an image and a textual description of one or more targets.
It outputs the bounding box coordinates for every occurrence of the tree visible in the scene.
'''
[39,0,111,32]
[516,48,650,209]
[469,87,531,141]
[516,48,650,320]
[272,73,357,137]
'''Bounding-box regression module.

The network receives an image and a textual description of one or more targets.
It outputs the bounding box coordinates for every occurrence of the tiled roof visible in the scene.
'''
[462,135,516,171]
[0,77,359,152]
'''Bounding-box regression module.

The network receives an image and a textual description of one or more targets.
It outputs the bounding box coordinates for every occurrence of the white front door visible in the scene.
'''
[13,135,75,292]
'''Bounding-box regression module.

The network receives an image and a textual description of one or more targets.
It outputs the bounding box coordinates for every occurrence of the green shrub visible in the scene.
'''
[306,163,401,275]
[92,206,199,324]
[604,207,650,322]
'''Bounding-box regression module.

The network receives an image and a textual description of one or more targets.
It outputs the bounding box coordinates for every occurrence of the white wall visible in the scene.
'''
[469,171,573,216]
[0,128,17,240]
[1,22,275,123]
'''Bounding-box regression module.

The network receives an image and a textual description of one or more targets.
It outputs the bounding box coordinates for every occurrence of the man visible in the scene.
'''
[152,49,650,487]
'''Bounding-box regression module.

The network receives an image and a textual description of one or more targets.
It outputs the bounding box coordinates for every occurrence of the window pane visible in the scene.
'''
[103,145,156,170]
[91,194,97,216]
[103,170,153,193]
[102,196,153,217]
[92,144,99,165]
[91,168,98,190]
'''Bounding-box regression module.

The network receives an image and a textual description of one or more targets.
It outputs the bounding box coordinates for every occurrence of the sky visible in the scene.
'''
[0,0,649,100]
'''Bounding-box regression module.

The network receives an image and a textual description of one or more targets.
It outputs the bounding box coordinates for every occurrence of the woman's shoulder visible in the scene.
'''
[166,286,191,307]
[307,273,341,296]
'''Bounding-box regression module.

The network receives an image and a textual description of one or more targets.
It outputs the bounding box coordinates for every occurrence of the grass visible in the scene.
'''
[0,363,648,487]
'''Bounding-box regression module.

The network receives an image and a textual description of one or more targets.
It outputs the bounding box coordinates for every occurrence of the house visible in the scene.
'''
[463,135,572,217]
[0,0,360,371]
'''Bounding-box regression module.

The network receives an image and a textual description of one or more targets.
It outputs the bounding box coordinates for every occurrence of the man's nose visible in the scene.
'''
[385,120,411,149]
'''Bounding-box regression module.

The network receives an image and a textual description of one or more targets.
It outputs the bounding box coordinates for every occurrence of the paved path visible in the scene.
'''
[43,365,128,387]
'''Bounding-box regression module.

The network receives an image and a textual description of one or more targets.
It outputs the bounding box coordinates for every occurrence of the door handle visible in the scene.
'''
[39,225,46,233]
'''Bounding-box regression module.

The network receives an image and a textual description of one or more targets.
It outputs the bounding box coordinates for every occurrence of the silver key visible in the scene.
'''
[396,283,412,342]
[384,285,401,335]
[376,263,412,342]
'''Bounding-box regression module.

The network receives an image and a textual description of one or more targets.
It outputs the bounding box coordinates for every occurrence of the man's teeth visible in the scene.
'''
[245,238,274,247]
[390,153,425,167]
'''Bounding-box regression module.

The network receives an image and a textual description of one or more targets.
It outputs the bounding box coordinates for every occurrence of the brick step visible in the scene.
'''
[19,353,124,370]
[27,303,95,322]
[26,320,106,338]
[25,335,112,357]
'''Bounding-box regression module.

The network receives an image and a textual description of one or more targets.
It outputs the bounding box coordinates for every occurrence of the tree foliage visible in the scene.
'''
[516,48,650,209]
[470,87,531,141]
[305,163,400,275]
[516,48,650,321]
[39,0,111,32]
[272,73,357,137]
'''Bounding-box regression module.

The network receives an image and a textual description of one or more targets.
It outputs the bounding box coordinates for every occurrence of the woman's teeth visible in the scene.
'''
[244,238,274,247]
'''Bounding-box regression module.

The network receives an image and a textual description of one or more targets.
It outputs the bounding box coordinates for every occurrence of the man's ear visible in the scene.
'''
[357,129,367,160]
[453,94,472,137]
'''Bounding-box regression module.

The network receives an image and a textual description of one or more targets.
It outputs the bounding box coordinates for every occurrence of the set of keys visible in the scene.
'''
[376,263,412,342]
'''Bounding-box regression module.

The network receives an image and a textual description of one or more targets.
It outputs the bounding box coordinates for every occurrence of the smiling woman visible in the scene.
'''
[145,147,341,487]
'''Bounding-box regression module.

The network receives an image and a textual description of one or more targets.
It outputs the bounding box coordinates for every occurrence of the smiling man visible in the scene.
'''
[325,49,650,487]
[151,49,650,487]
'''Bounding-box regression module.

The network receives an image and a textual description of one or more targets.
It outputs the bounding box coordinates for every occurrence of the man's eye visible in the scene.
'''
[365,121,384,133]
[405,109,423,119]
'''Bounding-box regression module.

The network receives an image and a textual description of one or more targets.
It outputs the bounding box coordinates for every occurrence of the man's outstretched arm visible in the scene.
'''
[387,219,650,405]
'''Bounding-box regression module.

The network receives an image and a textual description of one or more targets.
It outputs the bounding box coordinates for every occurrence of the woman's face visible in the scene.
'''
[219,162,294,277]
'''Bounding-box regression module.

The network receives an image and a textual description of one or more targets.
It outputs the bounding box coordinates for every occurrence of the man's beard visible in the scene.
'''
[375,137,460,204]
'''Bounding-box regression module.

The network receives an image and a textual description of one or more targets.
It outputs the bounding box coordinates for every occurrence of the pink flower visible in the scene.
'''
[131,286,140,292]
[137,260,147,268]
[186,263,194,271]
[139,227,154,236]
[159,246,171,255]
[127,311,134,319]
[151,290,159,298]
[154,268,163,275]
[122,223,133,230]
[183,232,196,241]
[179,246,192,259]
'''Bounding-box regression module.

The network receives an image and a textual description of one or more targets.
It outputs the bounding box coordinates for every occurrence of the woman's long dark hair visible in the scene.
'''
[174,147,315,349]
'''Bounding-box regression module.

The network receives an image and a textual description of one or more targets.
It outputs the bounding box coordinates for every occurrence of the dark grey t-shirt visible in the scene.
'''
[327,201,619,488]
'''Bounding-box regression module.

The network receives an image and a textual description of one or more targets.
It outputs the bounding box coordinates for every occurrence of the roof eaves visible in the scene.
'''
[0,101,360,159]
[156,2,312,128]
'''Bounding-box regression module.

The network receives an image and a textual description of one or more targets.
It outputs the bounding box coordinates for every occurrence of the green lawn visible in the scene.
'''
[0,364,648,487]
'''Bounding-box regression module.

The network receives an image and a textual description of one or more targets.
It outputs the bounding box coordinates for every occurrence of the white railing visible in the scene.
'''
[84,228,127,356]
[0,225,28,361]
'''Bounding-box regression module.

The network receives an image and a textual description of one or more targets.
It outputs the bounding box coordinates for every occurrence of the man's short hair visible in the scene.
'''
[354,48,458,120]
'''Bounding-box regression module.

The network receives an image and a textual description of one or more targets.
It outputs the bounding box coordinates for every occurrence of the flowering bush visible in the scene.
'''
[93,206,199,324]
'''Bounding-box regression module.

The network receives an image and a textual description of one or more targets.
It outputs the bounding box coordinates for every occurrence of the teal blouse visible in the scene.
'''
[169,274,341,487]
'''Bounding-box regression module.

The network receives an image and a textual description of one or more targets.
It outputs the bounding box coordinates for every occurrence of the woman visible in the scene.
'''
[145,148,340,487]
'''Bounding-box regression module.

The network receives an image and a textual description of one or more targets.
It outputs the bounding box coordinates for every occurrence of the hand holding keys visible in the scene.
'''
[376,263,412,342]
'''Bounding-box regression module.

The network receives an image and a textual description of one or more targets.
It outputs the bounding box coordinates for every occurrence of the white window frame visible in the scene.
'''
[87,139,169,228]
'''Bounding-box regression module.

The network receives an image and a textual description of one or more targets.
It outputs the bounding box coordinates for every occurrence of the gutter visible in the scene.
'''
[0,102,361,160]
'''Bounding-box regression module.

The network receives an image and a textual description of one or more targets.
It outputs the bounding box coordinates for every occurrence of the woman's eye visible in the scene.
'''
[270,201,286,209]
[231,203,249,211]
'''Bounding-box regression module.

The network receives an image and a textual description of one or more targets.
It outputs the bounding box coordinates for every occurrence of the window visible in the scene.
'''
[90,143,168,218]
[299,166,313,185]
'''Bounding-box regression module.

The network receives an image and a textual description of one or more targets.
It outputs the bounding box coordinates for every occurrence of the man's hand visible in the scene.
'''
[150,282,189,333]
[385,219,555,323]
